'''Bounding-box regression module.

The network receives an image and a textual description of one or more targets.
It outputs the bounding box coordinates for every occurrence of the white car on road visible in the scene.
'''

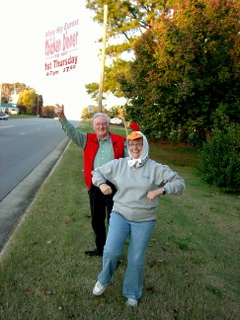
[110,117,122,125]
[0,112,9,120]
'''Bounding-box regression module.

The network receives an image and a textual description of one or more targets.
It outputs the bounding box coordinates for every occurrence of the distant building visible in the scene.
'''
[0,103,19,115]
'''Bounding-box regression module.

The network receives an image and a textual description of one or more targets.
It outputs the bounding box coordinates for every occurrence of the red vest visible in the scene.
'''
[83,132,125,189]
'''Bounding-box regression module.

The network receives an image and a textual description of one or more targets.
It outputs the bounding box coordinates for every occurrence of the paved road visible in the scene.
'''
[0,117,78,201]
[0,117,79,254]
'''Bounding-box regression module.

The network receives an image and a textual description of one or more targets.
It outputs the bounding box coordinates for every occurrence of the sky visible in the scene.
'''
[0,0,124,119]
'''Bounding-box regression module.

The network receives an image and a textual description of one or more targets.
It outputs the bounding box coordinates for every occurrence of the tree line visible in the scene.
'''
[1,83,54,117]
[86,0,240,192]
[86,0,240,143]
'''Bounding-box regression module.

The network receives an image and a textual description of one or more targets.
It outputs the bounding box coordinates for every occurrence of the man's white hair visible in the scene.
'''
[93,113,110,125]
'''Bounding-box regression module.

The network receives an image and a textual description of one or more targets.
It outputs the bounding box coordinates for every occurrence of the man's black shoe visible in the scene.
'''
[85,249,103,256]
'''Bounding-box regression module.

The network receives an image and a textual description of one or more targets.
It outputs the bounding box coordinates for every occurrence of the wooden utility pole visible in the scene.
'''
[98,4,108,112]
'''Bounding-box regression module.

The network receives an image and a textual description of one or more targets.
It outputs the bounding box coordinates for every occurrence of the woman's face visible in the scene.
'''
[128,138,143,159]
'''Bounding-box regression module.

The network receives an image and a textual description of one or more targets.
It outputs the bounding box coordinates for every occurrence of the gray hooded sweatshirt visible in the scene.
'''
[92,132,185,222]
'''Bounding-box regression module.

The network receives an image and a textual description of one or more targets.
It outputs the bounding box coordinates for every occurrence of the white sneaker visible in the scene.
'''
[93,281,107,296]
[125,298,138,307]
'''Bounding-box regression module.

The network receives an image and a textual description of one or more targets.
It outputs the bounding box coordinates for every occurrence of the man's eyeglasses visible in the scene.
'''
[128,142,143,147]
[94,122,108,127]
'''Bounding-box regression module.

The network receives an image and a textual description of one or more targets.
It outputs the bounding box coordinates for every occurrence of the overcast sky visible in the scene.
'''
[0,0,114,118]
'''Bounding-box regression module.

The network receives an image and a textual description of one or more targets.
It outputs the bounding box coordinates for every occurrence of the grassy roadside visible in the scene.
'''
[7,114,37,119]
[0,123,239,320]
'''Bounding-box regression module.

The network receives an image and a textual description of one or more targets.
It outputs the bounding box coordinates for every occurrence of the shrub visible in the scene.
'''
[197,124,240,192]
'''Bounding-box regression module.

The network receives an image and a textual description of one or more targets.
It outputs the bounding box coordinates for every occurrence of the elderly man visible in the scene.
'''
[55,104,128,256]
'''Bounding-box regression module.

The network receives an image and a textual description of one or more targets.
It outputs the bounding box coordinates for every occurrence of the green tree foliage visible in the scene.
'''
[107,105,121,118]
[86,0,171,99]
[197,123,240,192]
[86,0,165,47]
[85,83,100,102]
[120,0,240,141]
[85,61,131,103]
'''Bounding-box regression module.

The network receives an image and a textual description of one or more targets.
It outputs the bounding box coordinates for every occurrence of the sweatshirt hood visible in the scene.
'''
[127,131,149,168]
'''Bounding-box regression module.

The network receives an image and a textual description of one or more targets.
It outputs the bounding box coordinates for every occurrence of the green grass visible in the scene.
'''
[0,125,239,320]
[8,114,37,119]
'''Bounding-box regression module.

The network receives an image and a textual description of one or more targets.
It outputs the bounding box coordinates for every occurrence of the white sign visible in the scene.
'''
[45,17,80,78]
[88,105,94,113]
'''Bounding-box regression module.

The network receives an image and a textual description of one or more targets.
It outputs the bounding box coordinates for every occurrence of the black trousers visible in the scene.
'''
[88,181,116,255]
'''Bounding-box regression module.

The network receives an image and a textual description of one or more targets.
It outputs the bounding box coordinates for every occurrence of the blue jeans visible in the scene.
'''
[98,211,156,300]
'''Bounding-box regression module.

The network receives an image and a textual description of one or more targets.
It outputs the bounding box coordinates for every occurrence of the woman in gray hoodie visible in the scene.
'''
[92,131,185,307]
